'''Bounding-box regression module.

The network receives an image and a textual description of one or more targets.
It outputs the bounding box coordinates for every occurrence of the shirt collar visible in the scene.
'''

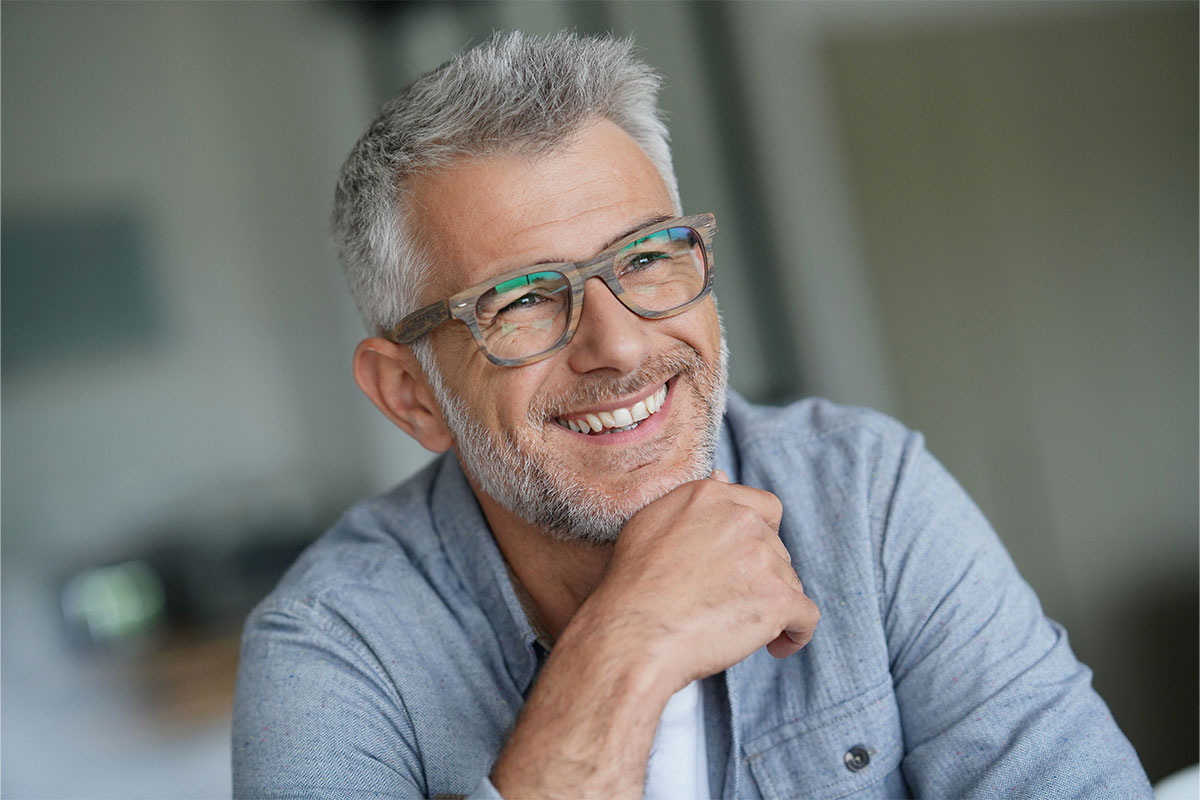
[430,454,541,693]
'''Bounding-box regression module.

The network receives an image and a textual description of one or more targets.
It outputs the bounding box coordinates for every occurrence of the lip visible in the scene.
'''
[553,377,677,446]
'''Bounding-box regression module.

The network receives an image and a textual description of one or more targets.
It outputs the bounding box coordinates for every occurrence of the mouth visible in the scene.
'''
[553,380,671,436]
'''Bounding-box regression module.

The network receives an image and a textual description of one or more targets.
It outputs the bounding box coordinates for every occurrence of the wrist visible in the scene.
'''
[557,588,686,702]
[491,600,676,799]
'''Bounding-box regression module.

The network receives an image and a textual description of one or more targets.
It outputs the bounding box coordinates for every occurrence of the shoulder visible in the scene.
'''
[242,457,454,646]
[725,391,910,449]
[724,392,916,489]
[231,468,446,796]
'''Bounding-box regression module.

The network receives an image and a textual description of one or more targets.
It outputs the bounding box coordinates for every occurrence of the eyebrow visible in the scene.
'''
[527,214,676,267]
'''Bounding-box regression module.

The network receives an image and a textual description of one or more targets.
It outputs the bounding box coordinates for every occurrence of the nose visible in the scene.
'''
[565,277,651,375]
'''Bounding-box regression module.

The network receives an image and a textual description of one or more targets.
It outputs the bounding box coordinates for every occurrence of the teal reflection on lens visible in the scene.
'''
[491,270,563,295]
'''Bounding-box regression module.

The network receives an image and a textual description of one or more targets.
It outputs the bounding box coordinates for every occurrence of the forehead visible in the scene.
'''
[407,118,675,300]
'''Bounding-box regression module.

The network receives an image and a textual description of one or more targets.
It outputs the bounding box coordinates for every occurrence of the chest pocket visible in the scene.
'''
[744,678,904,800]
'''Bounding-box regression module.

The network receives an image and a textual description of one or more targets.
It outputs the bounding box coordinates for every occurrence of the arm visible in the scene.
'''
[880,432,1152,797]
[233,476,818,799]
[487,610,676,798]
[490,474,820,799]
[232,603,425,799]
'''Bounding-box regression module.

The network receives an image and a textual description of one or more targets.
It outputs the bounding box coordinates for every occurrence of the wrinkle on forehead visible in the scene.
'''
[498,199,639,251]
[408,118,673,299]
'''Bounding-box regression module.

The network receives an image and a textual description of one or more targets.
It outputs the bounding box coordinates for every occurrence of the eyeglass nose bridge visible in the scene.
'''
[564,254,637,317]
[548,267,641,359]
[529,251,710,367]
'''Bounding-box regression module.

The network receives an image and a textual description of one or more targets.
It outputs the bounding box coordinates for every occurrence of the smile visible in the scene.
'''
[554,382,670,435]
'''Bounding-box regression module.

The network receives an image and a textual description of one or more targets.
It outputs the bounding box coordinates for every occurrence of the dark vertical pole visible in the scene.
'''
[686,0,808,404]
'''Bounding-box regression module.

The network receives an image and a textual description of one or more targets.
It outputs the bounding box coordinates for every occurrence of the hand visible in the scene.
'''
[575,470,820,692]
[491,472,818,798]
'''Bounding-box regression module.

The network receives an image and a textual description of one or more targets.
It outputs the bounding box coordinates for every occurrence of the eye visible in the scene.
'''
[620,251,668,274]
[500,292,550,313]
[476,270,569,328]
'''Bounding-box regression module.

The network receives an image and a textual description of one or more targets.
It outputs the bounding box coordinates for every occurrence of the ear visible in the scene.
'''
[353,337,453,453]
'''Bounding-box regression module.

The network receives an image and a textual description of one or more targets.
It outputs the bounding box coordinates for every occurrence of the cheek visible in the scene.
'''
[700,303,722,348]
[670,300,722,354]
[462,362,556,433]
[432,323,480,365]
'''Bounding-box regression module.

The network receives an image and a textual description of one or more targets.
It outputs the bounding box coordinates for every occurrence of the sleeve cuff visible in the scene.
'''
[466,775,506,800]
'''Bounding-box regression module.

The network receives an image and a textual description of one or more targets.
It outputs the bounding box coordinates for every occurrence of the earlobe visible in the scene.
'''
[352,338,454,453]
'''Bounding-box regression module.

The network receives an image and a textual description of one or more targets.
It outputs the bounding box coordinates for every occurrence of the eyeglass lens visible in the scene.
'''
[473,225,707,360]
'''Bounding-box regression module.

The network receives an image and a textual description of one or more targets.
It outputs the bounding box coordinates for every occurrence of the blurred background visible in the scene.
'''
[2,0,1195,796]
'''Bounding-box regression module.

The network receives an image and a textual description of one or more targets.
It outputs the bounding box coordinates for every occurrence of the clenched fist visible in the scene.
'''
[578,470,820,692]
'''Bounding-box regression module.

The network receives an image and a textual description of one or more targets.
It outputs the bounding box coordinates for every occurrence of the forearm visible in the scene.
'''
[489,607,674,800]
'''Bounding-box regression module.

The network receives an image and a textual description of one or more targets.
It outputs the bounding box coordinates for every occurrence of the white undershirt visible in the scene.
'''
[643,680,710,800]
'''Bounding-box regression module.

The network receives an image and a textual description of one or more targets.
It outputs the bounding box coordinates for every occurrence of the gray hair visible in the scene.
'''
[331,30,682,342]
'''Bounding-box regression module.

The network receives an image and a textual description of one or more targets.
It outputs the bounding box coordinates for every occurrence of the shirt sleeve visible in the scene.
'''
[232,601,426,799]
[878,431,1153,798]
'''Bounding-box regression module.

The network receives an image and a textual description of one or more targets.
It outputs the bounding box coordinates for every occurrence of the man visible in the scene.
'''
[233,31,1151,799]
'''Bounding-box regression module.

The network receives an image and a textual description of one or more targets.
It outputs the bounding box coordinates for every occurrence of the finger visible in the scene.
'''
[767,533,792,565]
[766,632,804,659]
[771,556,805,591]
[722,484,783,530]
[709,468,730,483]
[782,592,820,649]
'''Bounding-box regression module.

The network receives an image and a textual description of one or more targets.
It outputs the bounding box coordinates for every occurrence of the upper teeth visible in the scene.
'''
[559,384,668,434]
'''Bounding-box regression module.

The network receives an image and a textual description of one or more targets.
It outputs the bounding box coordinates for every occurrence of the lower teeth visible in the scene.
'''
[608,422,639,433]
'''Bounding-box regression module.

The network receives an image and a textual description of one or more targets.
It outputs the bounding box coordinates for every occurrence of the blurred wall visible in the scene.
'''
[2,1,382,564]
[2,0,1195,795]
[2,3,380,796]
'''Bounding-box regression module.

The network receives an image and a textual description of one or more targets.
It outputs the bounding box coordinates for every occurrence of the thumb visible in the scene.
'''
[710,468,731,484]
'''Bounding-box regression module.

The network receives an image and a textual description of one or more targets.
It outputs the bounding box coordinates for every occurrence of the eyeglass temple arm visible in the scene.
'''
[388,301,451,345]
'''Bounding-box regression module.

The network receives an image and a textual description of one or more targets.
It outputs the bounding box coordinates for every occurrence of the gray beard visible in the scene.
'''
[422,339,729,545]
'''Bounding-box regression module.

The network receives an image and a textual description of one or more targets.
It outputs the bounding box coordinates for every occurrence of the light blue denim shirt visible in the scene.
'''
[232,393,1151,799]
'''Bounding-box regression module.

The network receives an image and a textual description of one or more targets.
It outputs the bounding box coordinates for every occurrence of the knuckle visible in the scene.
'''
[763,573,793,605]
[738,537,770,569]
[758,546,782,573]
[766,492,783,518]
[801,594,821,625]
[675,478,706,505]
[732,504,760,529]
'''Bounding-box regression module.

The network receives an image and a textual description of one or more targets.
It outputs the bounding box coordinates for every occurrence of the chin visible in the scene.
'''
[531,446,716,546]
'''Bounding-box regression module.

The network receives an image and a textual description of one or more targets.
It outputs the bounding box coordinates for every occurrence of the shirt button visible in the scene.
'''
[844,745,871,772]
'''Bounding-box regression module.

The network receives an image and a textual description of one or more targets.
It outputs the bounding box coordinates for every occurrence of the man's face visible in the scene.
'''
[409,118,727,543]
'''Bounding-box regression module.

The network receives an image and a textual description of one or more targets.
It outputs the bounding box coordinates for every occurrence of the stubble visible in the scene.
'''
[426,338,729,544]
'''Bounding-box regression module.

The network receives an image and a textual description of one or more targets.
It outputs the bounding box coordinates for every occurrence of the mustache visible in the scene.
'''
[527,345,706,423]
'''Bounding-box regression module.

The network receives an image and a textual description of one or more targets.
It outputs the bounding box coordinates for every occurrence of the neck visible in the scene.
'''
[470,481,613,643]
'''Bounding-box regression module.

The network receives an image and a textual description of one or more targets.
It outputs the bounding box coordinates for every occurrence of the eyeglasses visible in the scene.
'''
[387,213,716,366]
